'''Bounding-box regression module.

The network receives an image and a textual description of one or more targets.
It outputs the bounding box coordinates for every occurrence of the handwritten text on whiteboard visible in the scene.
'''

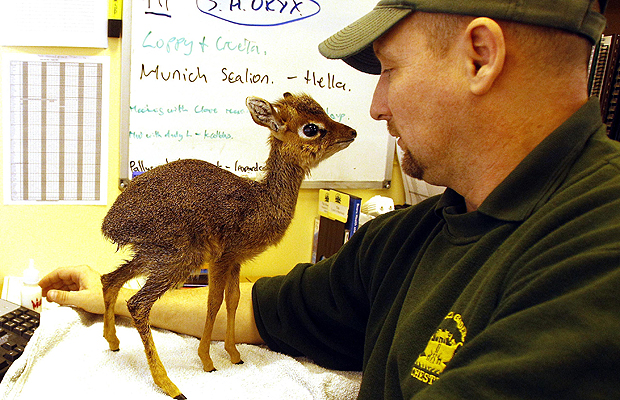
[195,0,321,26]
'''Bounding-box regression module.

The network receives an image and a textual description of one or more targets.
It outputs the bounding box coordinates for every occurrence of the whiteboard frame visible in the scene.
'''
[118,0,393,191]
[119,0,133,190]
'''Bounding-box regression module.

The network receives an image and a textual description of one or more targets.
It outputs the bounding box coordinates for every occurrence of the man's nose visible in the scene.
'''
[370,74,390,121]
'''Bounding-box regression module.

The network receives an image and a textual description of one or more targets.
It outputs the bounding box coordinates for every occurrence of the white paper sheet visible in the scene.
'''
[0,0,108,48]
[2,53,109,205]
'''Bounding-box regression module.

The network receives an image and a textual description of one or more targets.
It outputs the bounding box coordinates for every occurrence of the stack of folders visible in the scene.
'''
[311,190,361,263]
[589,34,620,141]
[183,269,209,288]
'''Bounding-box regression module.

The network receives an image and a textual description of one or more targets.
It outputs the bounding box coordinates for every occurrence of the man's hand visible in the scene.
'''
[39,265,106,314]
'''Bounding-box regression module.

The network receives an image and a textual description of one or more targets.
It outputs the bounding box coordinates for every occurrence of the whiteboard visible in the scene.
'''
[120,0,394,189]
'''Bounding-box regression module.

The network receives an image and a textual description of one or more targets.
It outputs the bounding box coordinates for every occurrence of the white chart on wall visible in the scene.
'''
[3,54,109,204]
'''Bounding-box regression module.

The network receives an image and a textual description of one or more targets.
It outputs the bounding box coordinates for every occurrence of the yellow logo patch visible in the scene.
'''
[411,312,467,385]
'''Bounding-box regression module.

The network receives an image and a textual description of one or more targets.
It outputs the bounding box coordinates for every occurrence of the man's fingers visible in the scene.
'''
[46,289,73,306]
[39,265,94,294]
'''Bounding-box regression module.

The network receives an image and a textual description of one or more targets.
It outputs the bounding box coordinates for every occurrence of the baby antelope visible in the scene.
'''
[100,92,356,398]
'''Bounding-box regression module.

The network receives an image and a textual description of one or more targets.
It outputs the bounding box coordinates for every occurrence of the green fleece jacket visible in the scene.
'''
[253,97,620,399]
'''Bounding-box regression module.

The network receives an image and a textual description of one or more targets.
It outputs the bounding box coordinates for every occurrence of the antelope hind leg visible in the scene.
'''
[101,261,142,351]
[127,278,186,399]
[102,283,120,351]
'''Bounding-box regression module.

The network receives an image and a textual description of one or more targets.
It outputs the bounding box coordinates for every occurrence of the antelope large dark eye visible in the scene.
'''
[303,123,319,137]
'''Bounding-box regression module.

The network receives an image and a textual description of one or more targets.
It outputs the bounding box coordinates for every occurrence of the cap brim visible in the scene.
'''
[319,6,413,75]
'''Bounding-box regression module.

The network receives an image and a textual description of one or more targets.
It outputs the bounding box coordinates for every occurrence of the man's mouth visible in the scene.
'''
[387,122,400,139]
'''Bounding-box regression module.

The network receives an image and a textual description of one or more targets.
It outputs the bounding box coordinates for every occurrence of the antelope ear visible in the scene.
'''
[246,97,286,138]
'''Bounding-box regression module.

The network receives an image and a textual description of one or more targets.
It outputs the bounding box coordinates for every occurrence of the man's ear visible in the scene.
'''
[463,17,505,95]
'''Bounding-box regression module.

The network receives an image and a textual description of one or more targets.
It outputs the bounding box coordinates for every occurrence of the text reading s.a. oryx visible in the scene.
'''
[196,0,320,26]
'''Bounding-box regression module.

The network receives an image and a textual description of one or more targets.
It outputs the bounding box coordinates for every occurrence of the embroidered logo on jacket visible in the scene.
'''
[411,311,467,385]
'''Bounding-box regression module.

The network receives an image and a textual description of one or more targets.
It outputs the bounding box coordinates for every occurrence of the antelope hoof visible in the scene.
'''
[226,346,242,365]
[174,394,187,400]
[104,335,120,351]
[234,360,244,365]
[199,351,216,372]
[107,341,120,351]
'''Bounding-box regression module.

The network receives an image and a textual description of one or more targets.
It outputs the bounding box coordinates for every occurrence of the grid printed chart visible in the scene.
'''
[7,57,108,203]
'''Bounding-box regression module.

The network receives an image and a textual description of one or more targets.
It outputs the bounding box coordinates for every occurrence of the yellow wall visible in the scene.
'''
[0,38,404,288]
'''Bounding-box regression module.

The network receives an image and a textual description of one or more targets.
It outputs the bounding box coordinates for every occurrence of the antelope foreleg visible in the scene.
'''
[224,264,242,364]
[198,268,226,372]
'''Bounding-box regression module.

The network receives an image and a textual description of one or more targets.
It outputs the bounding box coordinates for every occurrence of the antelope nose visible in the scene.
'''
[351,130,357,138]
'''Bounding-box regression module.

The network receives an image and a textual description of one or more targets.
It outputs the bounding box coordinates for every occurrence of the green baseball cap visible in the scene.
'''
[319,0,608,74]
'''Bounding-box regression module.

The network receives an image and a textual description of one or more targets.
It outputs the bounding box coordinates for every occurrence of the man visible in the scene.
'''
[41,0,619,398]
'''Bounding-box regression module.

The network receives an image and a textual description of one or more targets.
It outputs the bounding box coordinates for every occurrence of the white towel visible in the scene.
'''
[0,306,362,399]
